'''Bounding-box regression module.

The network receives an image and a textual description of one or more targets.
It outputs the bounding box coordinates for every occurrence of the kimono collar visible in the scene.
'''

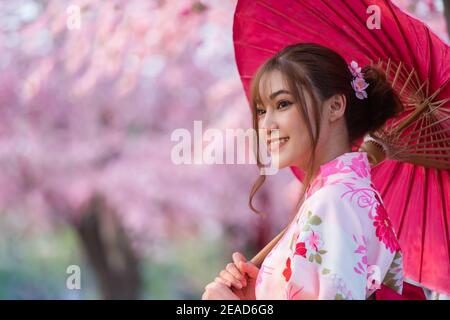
[305,151,371,198]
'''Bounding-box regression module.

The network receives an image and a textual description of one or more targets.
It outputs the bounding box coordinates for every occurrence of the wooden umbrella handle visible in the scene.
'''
[250,227,288,268]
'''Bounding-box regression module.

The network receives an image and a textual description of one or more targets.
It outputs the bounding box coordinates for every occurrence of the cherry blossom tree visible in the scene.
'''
[0,0,295,298]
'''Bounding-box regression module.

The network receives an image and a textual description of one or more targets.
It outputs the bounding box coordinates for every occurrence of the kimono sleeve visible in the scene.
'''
[284,186,369,300]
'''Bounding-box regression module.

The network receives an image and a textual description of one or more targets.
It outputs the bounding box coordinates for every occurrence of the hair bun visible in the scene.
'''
[346,65,404,141]
[362,65,403,131]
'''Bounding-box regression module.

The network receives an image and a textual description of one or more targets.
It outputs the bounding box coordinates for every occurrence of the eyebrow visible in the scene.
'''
[269,89,290,100]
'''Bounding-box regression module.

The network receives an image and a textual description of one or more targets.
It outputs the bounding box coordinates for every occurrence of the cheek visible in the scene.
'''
[284,110,310,147]
[289,132,312,164]
[279,111,313,167]
[281,108,304,132]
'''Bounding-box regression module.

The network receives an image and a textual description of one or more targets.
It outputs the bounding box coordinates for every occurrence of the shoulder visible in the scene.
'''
[304,180,401,256]
[304,182,374,229]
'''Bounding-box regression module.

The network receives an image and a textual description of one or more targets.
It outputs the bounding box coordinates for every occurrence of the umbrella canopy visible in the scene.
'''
[233,0,450,295]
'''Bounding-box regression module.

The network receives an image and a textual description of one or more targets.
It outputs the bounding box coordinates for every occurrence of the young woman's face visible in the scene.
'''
[256,70,316,170]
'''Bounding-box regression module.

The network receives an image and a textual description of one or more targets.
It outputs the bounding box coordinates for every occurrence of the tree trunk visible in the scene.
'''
[75,194,141,299]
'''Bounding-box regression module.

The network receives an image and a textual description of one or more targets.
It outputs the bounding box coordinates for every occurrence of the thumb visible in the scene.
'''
[239,261,259,279]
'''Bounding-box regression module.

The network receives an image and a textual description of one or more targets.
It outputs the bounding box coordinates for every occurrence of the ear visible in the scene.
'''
[327,94,346,122]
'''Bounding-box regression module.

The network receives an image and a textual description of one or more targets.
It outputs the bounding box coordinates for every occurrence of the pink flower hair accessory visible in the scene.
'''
[348,60,369,100]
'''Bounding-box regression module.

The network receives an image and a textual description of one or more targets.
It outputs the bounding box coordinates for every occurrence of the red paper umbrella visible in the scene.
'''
[233,0,450,295]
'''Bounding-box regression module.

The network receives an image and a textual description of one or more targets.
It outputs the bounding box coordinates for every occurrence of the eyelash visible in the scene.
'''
[256,100,292,116]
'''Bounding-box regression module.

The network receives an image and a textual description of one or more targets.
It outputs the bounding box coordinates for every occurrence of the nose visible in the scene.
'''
[260,111,279,138]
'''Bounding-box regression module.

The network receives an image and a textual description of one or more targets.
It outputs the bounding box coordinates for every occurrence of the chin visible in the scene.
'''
[270,153,290,170]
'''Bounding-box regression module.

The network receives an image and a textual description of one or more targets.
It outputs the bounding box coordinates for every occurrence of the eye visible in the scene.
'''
[277,100,292,109]
[256,108,266,116]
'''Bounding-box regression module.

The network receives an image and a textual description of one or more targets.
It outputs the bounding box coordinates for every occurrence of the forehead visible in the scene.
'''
[258,70,289,101]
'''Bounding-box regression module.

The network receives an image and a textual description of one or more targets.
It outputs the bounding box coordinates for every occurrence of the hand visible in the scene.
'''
[202,281,240,300]
[215,252,260,300]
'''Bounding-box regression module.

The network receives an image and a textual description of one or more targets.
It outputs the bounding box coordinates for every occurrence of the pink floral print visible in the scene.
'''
[373,203,400,253]
[255,152,403,300]
[352,235,368,275]
[350,153,370,178]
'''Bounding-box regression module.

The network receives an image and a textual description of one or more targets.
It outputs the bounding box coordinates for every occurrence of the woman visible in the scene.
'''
[202,43,404,300]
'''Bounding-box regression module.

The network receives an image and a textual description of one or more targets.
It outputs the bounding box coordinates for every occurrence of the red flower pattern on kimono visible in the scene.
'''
[373,204,400,253]
[282,257,292,281]
[294,242,307,258]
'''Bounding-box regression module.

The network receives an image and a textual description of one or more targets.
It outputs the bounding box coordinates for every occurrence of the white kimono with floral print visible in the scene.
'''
[255,152,404,300]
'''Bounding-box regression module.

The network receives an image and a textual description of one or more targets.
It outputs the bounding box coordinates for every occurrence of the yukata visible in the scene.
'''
[255,151,404,300]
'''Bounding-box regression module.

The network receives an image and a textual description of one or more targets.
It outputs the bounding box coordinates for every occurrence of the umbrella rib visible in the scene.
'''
[325,0,384,58]
[405,115,450,143]
[405,153,450,158]
[438,108,450,114]
[306,0,375,58]
[418,165,428,282]
[411,79,428,101]
[407,114,450,157]
[398,66,420,98]
[235,9,320,44]
[424,99,450,117]
[388,109,414,145]
[396,164,415,238]
[408,145,450,153]
[253,0,337,45]
[424,28,434,90]
[404,121,448,141]
[399,112,425,149]
[385,0,423,79]
[438,171,450,273]
[391,110,426,161]
[430,111,450,167]
[419,112,431,282]
[403,136,450,149]
[391,61,403,89]
[417,114,434,282]
[400,158,450,169]
[380,161,401,197]
[234,41,278,55]
[360,0,411,63]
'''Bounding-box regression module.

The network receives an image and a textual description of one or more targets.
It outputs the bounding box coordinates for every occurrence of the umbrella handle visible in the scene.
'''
[250,227,288,268]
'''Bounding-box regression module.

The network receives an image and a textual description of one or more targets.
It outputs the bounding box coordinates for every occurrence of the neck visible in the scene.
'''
[311,131,352,180]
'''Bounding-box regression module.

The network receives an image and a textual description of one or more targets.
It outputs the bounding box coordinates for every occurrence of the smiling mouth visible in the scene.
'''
[267,137,290,152]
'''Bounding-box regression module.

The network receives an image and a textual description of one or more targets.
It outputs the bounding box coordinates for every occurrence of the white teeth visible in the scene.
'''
[269,137,289,150]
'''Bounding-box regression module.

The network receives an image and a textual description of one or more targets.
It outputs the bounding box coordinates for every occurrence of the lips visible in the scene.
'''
[267,137,290,152]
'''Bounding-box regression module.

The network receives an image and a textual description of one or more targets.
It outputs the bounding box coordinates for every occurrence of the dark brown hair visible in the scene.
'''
[248,43,403,217]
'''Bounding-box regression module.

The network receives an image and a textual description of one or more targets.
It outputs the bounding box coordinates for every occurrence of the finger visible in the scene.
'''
[213,281,229,290]
[219,269,243,289]
[239,261,260,279]
[215,277,231,287]
[225,263,246,286]
[232,252,247,267]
